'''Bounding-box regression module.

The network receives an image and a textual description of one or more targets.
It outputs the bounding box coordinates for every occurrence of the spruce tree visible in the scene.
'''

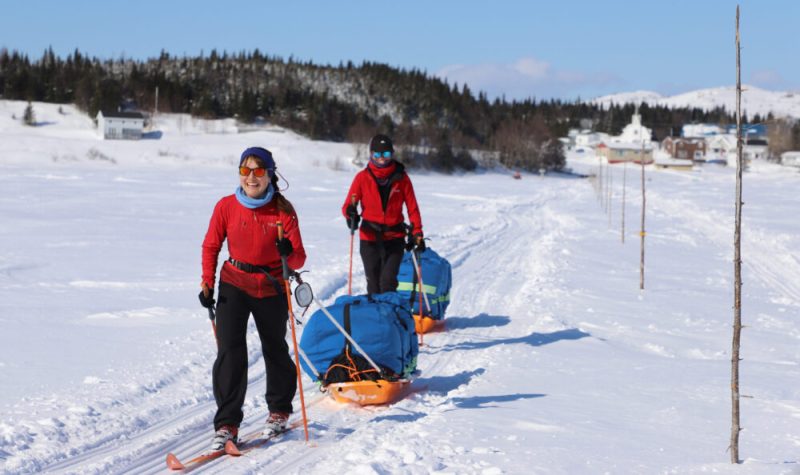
[23,102,35,126]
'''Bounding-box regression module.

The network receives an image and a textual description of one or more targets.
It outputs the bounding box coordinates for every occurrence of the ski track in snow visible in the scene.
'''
[2,176,578,474]
[647,187,800,308]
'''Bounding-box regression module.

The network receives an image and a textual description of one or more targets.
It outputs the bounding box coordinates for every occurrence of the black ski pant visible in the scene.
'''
[212,282,296,430]
[360,238,405,295]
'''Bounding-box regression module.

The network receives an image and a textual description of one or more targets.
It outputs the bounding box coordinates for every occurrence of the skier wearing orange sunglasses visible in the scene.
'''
[199,146,306,450]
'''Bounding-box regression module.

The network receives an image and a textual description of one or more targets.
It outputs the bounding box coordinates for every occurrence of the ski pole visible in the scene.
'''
[276,222,309,442]
[410,249,432,313]
[201,282,218,345]
[311,297,384,376]
[296,344,322,382]
[347,194,357,295]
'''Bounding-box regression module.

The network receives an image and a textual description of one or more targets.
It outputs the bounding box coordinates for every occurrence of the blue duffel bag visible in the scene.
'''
[299,292,418,384]
[396,248,452,320]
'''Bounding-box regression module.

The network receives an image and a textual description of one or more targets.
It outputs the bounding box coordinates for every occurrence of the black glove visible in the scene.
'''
[404,236,415,252]
[276,237,293,257]
[415,236,426,253]
[198,287,215,309]
[346,205,360,231]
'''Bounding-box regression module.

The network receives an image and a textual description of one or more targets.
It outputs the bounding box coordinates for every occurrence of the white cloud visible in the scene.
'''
[750,69,784,87]
[513,57,550,79]
[436,56,622,101]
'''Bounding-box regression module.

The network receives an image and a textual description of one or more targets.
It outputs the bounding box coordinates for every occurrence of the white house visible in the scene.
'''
[682,123,723,137]
[575,131,609,151]
[705,134,737,164]
[97,111,145,140]
[743,138,769,161]
[781,151,800,168]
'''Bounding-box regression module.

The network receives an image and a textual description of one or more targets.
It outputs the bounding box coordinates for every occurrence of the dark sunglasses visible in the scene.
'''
[372,151,392,159]
[239,166,270,177]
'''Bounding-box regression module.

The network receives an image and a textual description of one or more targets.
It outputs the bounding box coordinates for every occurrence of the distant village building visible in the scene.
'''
[706,134,737,161]
[575,131,609,150]
[743,138,768,161]
[611,107,652,145]
[564,128,611,152]
[595,107,654,164]
[596,142,654,164]
[653,156,694,171]
[662,137,707,162]
[97,111,145,140]
[781,151,800,168]
[681,123,723,137]
[726,123,768,139]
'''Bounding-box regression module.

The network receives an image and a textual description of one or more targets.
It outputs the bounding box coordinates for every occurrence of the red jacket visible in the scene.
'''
[202,195,306,298]
[342,162,423,241]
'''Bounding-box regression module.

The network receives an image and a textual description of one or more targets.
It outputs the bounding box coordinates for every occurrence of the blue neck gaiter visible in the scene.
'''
[235,183,275,209]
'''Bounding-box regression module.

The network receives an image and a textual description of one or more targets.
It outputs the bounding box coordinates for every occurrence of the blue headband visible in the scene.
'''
[240,147,276,171]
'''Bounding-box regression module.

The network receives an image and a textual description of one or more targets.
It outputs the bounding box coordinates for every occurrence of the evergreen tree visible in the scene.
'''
[23,102,35,126]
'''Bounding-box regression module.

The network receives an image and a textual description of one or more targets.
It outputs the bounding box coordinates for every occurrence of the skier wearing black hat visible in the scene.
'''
[342,134,424,295]
[200,146,306,451]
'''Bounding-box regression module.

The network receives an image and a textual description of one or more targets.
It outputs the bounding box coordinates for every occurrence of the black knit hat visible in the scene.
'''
[369,134,394,153]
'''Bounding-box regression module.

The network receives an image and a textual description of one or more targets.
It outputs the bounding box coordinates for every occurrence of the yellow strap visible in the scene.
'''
[397,282,437,294]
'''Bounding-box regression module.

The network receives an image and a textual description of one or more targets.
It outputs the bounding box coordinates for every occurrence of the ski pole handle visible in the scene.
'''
[349,194,358,235]
[201,282,216,321]
[201,282,218,345]
[276,221,290,280]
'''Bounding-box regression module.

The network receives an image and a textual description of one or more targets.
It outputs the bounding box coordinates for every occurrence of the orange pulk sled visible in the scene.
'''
[292,281,417,407]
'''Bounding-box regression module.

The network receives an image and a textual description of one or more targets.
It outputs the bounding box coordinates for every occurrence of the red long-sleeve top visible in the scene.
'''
[342,163,423,241]
[202,195,306,298]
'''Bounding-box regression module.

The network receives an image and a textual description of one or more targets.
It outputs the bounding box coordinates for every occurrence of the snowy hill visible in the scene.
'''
[593,85,800,119]
[0,99,799,474]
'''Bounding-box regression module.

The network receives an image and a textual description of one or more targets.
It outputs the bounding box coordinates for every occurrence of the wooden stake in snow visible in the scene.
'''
[621,160,627,243]
[639,141,646,290]
[598,156,604,208]
[607,166,613,227]
[730,4,744,465]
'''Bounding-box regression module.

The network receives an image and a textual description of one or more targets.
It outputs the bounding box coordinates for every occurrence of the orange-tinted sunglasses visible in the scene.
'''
[239,166,269,177]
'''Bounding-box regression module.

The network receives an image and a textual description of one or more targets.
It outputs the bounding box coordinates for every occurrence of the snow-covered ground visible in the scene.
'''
[0,100,798,474]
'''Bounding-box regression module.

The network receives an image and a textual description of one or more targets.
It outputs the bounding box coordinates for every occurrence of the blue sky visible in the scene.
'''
[1,0,797,101]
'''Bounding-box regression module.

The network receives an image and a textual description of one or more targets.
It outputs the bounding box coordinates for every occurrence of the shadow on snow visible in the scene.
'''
[450,393,546,409]
[430,327,591,353]
[443,313,511,330]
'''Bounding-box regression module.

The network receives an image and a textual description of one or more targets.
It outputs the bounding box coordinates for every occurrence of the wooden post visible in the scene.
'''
[621,160,627,243]
[598,156,604,208]
[730,4,743,464]
[608,165,613,227]
[639,141,646,290]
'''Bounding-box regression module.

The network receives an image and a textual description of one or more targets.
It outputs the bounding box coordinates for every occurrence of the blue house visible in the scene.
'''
[725,123,767,139]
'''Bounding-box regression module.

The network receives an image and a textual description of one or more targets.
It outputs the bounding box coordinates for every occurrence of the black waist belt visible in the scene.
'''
[360,221,407,263]
[228,258,278,274]
[360,220,407,235]
[227,258,284,295]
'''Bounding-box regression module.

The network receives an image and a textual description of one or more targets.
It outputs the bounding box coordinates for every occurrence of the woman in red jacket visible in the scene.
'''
[343,134,424,295]
[199,146,306,451]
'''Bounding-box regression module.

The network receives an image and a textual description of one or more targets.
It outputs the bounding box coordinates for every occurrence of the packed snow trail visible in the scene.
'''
[1,105,798,474]
[4,173,583,474]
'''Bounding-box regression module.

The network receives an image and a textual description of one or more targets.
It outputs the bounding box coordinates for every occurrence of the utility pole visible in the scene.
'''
[639,140,646,290]
[730,4,744,464]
